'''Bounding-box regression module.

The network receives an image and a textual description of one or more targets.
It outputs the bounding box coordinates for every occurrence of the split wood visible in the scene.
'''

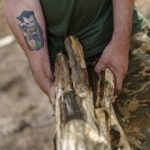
[53,36,131,150]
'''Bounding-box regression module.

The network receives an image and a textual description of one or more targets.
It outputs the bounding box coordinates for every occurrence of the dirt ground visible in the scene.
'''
[0,1,150,150]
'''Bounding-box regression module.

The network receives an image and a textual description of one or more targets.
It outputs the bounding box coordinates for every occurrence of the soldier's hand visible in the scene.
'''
[94,39,129,91]
[30,59,56,103]
[33,72,55,103]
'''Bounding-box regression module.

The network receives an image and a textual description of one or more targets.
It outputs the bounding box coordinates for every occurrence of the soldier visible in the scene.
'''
[3,0,150,149]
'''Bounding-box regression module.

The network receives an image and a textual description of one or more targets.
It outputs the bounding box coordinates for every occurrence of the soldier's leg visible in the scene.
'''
[114,25,150,150]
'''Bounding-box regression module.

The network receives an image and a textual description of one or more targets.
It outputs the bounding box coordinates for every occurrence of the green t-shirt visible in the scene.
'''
[40,0,147,65]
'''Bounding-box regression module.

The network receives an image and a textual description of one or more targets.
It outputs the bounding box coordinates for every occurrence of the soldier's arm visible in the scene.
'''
[112,0,134,53]
[95,0,134,91]
[3,0,55,99]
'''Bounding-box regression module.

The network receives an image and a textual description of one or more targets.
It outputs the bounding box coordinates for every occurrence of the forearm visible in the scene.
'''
[112,0,134,51]
[95,0,134,91]
[3,0,54,97]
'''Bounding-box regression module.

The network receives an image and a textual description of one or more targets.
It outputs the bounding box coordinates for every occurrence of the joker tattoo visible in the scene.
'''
[17,11,44,50]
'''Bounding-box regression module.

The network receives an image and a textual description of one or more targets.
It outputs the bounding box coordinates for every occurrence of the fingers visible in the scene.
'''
[46,81,56,105]
[94,61,125,92]
[50,84,56,98]
[115,73,124,92]
[114,66,127,92]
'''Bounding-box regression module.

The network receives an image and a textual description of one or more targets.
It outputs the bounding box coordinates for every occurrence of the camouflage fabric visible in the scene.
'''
[86,25,150,150]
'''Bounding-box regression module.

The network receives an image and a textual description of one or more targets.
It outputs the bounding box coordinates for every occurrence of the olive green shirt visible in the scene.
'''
[40,0,147,65]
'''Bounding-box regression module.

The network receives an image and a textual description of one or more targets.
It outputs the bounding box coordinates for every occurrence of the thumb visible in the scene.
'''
[115,73,123,92]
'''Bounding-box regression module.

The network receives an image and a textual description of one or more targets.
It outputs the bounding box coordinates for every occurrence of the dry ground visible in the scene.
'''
[0,1,150,150]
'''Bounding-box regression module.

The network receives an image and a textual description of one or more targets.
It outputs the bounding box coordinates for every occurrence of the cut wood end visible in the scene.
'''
[54,36,131,150]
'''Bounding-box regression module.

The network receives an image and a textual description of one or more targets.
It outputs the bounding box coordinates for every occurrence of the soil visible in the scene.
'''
[0,1,150,150]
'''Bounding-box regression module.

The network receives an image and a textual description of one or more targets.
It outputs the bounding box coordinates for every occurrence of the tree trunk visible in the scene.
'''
[53,36,131,150]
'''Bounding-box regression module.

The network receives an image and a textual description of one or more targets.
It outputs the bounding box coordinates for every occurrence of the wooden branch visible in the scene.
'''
[54,53,73,150]
[53,36,131,150]
[65,36,98,130]
[54,53,102,150]
[95,68,115,150]
[96,68,131,150]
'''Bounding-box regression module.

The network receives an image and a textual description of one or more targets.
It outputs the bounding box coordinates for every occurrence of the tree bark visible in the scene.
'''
[53,36,131,150]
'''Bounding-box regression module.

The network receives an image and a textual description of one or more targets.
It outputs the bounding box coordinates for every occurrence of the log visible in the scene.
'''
[65,36,98,130]
[54,53,104,150]
[95,68,131,150]
[95,68,115,150]
[53,36,131,150]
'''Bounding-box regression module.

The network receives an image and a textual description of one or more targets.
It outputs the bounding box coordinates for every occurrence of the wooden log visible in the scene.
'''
[53,36,131,150]
[65,36,98,130]
[54,53,103,150]
[95,68,131,150]
[95,68,115,150]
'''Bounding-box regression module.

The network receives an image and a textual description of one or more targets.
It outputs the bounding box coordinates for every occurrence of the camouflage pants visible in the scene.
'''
[87,25,150,150]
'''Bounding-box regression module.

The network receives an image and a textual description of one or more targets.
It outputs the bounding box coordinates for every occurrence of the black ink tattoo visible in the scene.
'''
[17,11,44,50]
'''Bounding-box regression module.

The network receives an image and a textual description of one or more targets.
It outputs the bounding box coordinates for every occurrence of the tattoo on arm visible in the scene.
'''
[17,11,44,50]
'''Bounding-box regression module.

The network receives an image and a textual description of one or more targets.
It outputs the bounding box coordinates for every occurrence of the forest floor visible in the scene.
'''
[0,1,150,150]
